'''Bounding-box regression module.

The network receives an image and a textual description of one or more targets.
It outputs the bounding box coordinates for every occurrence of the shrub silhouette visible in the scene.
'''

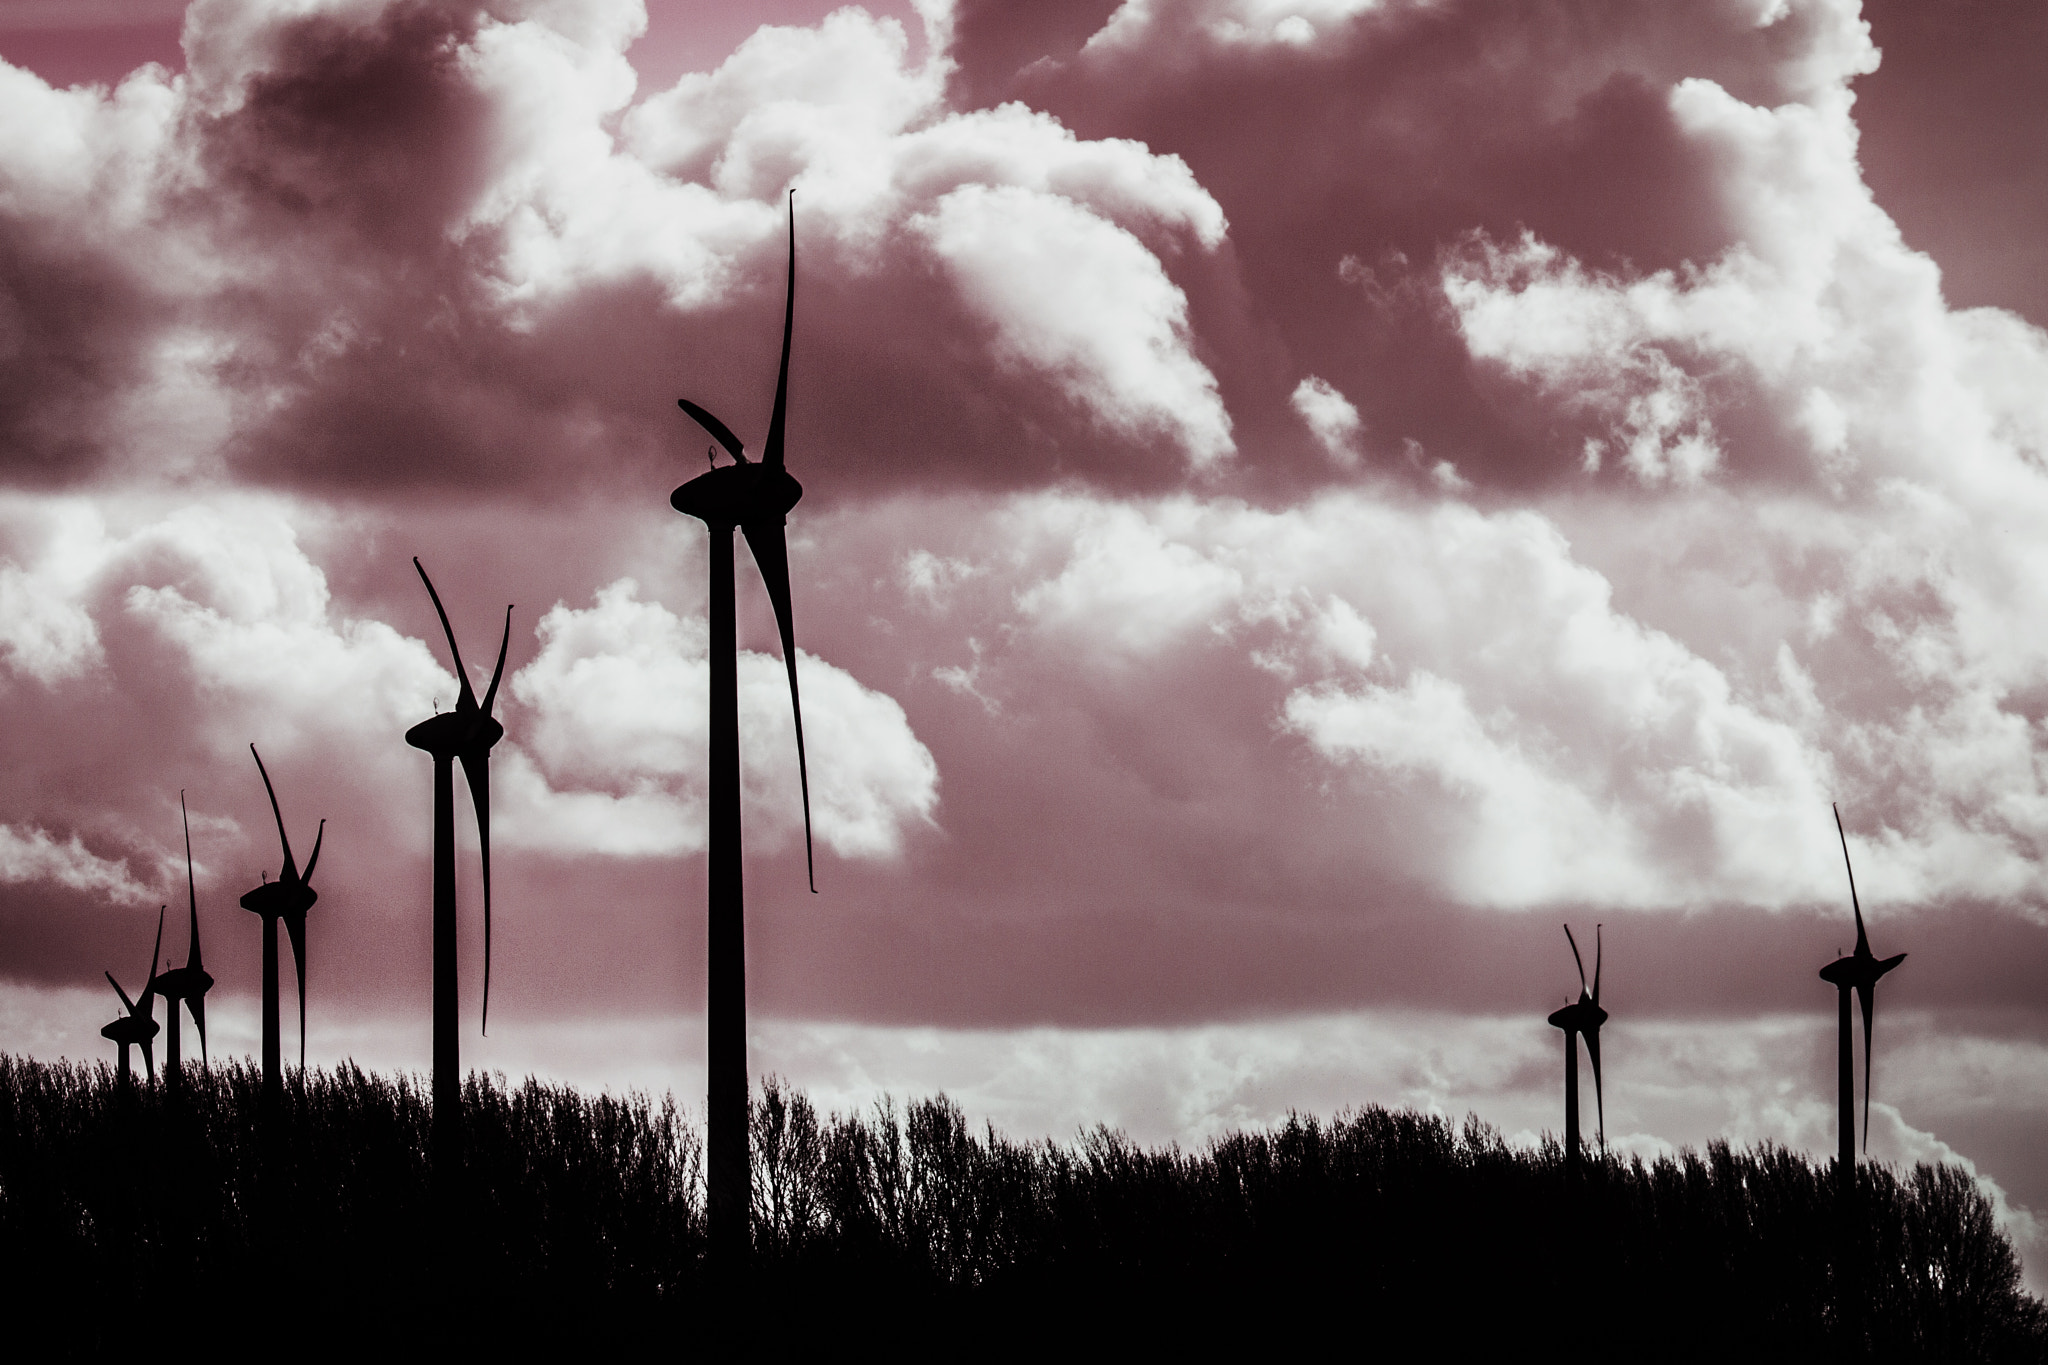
[2,1056,2041,1358]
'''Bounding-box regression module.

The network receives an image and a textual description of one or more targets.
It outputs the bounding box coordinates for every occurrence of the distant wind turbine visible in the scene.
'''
[672,188,818,1269]
[101,911,164,1088]
[239,744,325,1110]
[152,793,215,1098]
[405,558,511,1173]
[1546,923,1608,1177]
[1818,805,1907,1180]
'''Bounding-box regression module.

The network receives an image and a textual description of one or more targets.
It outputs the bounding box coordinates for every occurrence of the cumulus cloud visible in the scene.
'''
[917,183,1232,465]
[507,575,939,858]
[0,0,1236,494]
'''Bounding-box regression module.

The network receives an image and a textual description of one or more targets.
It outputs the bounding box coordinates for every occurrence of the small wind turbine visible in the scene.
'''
[671,188,818,1268]
[1546,923,1608,1176]
[1818,805,1907,1179]
[101,911,164,1088]
[239,744,325,1109]
[405,558,511,1172]
[152,793,215,1098]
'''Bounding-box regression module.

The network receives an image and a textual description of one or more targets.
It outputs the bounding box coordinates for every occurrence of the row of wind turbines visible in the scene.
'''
[97,190,1908,1275]
[99,193,812,1266]
[101,757,320,1112]
[1548,804,1906,1199]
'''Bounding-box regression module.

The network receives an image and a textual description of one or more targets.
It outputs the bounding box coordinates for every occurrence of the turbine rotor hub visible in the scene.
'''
[671,463,803,528]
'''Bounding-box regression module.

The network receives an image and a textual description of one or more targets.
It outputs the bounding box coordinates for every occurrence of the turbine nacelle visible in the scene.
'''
[670,461,803,529]
[1547,999,1608,1033]
[405,708,505,761]
[100,1014,158,1045]
[1818,951,1906,990]
[240,878,318,919]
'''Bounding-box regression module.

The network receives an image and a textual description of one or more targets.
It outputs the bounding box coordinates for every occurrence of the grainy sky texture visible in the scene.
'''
[2,0,2046,1286]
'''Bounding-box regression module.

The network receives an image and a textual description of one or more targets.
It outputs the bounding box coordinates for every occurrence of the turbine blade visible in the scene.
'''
[145,906,165,1003]
[140,1036,154,1082]
[481,605,512,716]
[1586,1028,1605,1150]
[1564,924,1588,998]
[182,794,203,973]
[1859,982,1876,1154]
[1593,923,1603,1006]
[677,400,747,464]
[743,517,815,891]
[761,189,795,470]
[106,971,136,1015]
[249,745,297,882]
[285,911,308,1072]
[1833,803,1869,956]
[190,993,207,1066]
[414,557,477,711]
[303,819,326,886]
[460,751,494,1033]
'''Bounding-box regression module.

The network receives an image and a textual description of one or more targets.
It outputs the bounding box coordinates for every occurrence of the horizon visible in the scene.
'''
[1,0,2045,1295]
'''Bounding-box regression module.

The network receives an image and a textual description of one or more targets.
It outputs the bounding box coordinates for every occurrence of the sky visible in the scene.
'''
[1,0,2046,1286]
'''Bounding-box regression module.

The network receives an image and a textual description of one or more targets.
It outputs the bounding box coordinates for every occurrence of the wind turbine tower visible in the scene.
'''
[671,189,818,1270]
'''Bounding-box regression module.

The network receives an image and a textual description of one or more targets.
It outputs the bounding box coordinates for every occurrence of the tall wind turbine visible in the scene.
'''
[1818,805,1906,1183]
[152,794,215,1098]
[239,744,326,1110]
[101,911,164,1088]
[671,188,818,1267]
[1546,924,1607,1177]
[405,558,510,1172]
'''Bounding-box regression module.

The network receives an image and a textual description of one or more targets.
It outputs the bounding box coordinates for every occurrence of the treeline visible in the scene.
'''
[1,1055,2041,1359]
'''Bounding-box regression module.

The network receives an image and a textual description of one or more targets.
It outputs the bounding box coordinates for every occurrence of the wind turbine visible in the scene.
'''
[671,188,818,1268]
[405,558,510,1173]
[152,793,214,1098]
[1818,804,1907,1181]
[101,911,164,1088]
[239,744,326,1110]
[1546,923,1607,1177]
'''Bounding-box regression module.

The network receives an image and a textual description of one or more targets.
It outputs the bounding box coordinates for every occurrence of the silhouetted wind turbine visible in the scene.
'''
[1819,804,1906,1180]
[672,189,818,1268]
[405,558,510,1173]
[239,744,325,1110]
[101,911,164,1088]
[1547,923,1607,1177]
[152,794,214,1098]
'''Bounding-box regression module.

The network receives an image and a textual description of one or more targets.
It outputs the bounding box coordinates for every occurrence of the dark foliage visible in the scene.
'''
[2,1056,2041,1359]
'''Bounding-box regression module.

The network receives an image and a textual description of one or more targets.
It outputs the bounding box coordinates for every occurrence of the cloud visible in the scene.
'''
[1288,375,1360,468]
[0,823,153,903]
[0,0,1235,495]
[915,182,1233,465]
[507,574,939,858]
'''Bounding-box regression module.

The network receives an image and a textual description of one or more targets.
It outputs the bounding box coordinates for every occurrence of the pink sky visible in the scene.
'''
[2,0,2046,1286]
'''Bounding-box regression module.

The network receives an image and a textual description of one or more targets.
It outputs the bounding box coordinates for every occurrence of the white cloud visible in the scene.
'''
[917,182,1233,466]
[508,577,939,859]
[0,822,153,903]
[985,490,1845,909]
[1290,376,1362,468]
